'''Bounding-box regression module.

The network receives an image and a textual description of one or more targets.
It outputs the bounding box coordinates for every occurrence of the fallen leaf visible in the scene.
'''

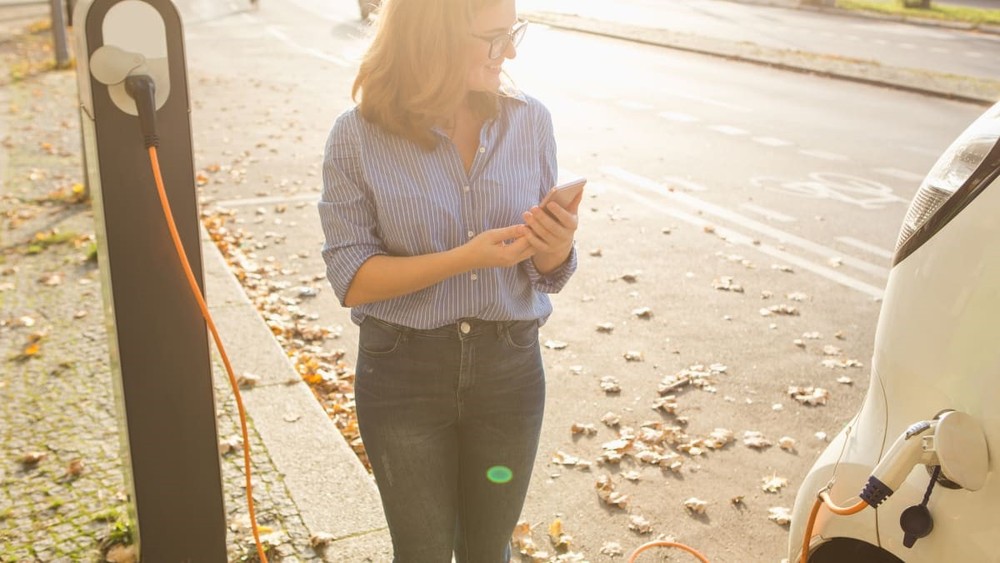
[628,514,653,534]
[309,532,336,547]
[19,451,46,466]
[599,542,624,557]
[595,322,615,333]
[589,248,603,257]
[620,271,641,283]
[768,507,792,526]
[789,386,829,406]
[548,517,572,550]
[631,307,653,319]
[600,412,621,427]
[236,372,260,388]
[712,276,744,293]
[684,497,708,514]
[623,351,643,362]
[771,264,794,273]
[778,437,797,452]
[595,475,630,509]
[762,474,788,493]
[219,436,244,456]
[65,458,85,477]
[600,376,621,394]
[822,345,842,356]
[836,376,854,385]
[544,340,568,350]
[570,423,597,436]
[105,544,138,563]
[743,431,772,450]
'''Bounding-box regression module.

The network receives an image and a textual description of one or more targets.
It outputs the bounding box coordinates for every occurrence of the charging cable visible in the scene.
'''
[125,74,269,562]
[628,540,710,562]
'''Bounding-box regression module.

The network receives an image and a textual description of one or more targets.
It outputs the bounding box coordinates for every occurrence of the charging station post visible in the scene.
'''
[73,0,227,558]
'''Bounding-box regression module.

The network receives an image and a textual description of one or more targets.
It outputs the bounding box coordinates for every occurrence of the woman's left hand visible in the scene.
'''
[522,191,582,274]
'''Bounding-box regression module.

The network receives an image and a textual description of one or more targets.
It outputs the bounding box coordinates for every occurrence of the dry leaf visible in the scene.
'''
[821,358,863,369]
[66,458,85,477]
[570,423,597,436]
[620,271,641,283]
[628,514,653,534]
[759,304,799,317]
[219,436,244,456]
[548,518,572,550]
[599,542,624,556]
[771,264,794,273]
[105,544,138,563]
[589,248,603,257]
[309,532,335,547]
[595,475,630,508]
[822,345,842,356]
[762,474,788,493]
[787,291,808,301]
[789,386,829,406]
[236,372,260,388]
[778,437,797,452]
[836,376,854,385]
[544,340,568,350]
[600,412,621,427]
[600,376,621,394]
[38,273,62,286]
[622,470,641,482]
[631,307,653,319]
[713,276,744,293]
[623,351,643,362]
[595,322,615,333]
[743,431,772,450]
[768,507,792,526]
[19,452,46,466]
[684,497,708,514]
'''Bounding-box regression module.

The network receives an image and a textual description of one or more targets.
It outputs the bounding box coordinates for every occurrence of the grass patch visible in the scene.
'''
[26,229,78,255]
[98,517,134,551]
[837,0,1000,25]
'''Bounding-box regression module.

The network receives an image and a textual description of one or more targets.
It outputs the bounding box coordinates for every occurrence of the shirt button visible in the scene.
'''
[471,273,478,281]
[467,230,475,239]
[478,147,485,153]
[460,321,471,334]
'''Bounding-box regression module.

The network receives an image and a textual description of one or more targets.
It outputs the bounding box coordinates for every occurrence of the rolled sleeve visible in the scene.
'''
[522,245,578,293]
[319,113,386,306]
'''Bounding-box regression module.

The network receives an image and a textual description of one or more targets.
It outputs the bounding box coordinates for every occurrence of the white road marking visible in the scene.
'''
[617,100,655,111]
[214,193,319,208]
[602,166,890,280]
[836,236,894,260]
[874,167,925,183]
[798,149,849,161]
[266,26,350,67]
[603,181,884,299]
[661,176,708,192]
[739,203,796,223]
[753,136,792,147]
[668,91,750,112]
[658,111,700,123]
[708,125,749,136]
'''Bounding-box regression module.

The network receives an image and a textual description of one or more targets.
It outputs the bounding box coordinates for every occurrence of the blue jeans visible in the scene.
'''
[355,316,546,563]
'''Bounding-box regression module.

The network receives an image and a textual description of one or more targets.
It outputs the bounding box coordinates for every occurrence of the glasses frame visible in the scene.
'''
[471,19,528,60]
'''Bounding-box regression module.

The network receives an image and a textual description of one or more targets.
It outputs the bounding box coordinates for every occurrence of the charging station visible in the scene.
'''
[73,0,227,558]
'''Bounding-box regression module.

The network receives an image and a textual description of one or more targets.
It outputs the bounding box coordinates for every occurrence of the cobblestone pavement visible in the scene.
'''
[0,19,327,563]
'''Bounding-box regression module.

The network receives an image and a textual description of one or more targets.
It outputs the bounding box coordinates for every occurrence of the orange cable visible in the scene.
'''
[148,146,268,563]
[628,540,711,563]
[799,490,869,562]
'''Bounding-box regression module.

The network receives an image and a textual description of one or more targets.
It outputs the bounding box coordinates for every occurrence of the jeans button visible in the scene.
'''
[460,321,471,334]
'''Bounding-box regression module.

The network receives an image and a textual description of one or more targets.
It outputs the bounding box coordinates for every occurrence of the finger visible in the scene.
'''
[489,224,527,242]
[543,202,579,229]
[524,210,557,241]
[523,231,554,253]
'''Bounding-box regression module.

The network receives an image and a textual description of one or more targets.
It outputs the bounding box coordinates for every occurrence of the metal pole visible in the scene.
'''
[49,0,70,68]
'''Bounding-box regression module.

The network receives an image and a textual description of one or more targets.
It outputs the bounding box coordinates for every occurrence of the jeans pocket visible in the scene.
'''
[502,320,539,351]
[358,317,404,357]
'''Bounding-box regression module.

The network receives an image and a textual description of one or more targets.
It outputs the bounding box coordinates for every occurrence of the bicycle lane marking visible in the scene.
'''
[602,166,891,280]
[598,180,885,300]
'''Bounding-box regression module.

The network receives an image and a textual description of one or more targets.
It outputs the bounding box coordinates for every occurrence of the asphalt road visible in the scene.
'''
[175,0,988,559]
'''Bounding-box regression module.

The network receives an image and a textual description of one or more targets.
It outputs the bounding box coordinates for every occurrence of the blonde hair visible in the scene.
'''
[352,0,502,150]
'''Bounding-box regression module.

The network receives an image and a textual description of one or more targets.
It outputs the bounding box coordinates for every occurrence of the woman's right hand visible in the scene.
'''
[463,224,536,269]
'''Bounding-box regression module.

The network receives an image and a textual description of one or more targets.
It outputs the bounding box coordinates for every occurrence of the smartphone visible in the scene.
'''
[541,177,587,209]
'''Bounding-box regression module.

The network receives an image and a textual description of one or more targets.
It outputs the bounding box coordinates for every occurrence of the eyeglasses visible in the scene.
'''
[471,19,528,60]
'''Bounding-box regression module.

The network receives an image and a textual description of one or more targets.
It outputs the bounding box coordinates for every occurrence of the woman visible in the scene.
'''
[319,0,580,559]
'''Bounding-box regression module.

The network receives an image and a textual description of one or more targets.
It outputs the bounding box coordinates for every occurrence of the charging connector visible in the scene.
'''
[124,74,159,148]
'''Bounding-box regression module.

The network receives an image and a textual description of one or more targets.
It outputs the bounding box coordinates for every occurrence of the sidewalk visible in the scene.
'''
[521,0,1000,105]
[0,19,389,563]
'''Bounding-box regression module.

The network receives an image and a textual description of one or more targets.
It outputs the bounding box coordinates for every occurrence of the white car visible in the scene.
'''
[789,100,1000,562]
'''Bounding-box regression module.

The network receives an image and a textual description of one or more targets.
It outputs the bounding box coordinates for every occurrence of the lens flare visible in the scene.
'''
[486,465,513,484]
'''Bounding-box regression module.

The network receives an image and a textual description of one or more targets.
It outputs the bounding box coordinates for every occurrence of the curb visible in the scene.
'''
[201,226,393,560]
[523,10,1000,106]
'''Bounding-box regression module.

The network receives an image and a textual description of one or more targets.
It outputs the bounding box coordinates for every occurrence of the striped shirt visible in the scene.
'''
[319,92,578,329]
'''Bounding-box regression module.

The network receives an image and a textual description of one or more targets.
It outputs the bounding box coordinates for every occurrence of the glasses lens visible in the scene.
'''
[511,22,527,47]
[489,36,507,60]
